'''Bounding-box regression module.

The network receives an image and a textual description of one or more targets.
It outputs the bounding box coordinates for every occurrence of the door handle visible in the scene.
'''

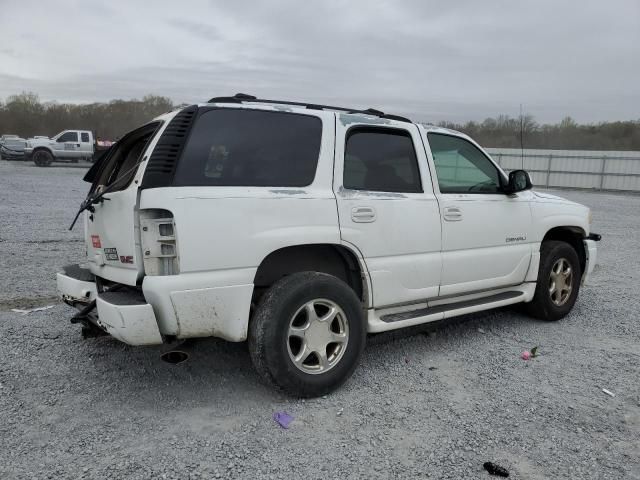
[443,206,463,222]
[351,206,376,223]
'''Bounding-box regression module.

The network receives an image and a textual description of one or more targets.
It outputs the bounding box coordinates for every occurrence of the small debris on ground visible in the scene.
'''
[11,305,55,314]
[602,388,615,398]
[477,328,486,334]
[273,411,294,429]
[521,346,540,360]
[483,461,510,477]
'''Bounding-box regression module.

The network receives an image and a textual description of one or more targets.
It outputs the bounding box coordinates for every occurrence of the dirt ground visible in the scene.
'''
[0,160,639,479]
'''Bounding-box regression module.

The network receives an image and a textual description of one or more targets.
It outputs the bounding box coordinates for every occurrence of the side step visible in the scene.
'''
[368,289,531,334]
[381,291,523,323]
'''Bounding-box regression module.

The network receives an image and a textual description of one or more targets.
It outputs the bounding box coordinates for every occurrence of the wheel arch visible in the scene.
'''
[32,146,53,155]
[253,243,369,305]
[541,226,587,274]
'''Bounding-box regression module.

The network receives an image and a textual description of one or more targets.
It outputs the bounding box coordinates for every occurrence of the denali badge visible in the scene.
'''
[103,247,119,261]
[506,235,526,243]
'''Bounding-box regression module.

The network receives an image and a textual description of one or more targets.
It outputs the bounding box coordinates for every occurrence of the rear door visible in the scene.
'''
[334,116,442,307]
[84,122,163,285]
[79,131,93,159]
[422,130,533,297]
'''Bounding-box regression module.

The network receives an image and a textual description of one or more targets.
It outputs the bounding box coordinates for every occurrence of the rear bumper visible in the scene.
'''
[95,292,163,345]
[57,266,163,346]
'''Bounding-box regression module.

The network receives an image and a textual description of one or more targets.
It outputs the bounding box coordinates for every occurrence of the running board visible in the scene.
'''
[368,288,531,334]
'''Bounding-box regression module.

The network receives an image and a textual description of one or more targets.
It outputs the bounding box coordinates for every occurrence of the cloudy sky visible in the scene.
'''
[1,0,638,123]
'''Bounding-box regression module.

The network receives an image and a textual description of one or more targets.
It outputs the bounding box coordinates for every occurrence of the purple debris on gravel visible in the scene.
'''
[273,411,294,429]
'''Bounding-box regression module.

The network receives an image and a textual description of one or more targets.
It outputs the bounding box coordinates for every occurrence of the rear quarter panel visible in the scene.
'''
[137,110,339,338]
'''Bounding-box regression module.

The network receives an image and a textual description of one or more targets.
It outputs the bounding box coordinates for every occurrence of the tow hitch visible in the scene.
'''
[70,300,107,339]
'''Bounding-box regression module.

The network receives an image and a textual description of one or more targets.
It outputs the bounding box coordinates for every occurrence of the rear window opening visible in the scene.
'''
[85,122,161,193]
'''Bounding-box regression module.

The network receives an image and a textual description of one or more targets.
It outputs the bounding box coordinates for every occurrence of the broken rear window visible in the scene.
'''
[173,109,322,187]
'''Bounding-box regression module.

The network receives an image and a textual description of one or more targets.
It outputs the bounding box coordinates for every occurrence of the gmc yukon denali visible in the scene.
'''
[57,94,600,397]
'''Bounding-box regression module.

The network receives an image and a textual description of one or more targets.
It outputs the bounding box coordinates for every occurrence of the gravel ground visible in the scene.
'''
[0,160,639,479]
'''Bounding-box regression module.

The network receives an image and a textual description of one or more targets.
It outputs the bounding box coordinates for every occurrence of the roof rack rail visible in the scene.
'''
[206,93,412,123]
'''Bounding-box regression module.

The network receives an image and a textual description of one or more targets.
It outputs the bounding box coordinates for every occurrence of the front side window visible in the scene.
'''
[344,128,422,193]
[57,131,78,143]
[173,109,322,187]
[81,132,90,142]
[428,133,502,193]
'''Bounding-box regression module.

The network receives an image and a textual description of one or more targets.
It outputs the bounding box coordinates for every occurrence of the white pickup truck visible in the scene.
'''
[57,94,600,397]
[25,130,94,166]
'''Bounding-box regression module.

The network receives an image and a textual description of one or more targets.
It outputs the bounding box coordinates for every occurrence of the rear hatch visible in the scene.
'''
[79,120,167,285]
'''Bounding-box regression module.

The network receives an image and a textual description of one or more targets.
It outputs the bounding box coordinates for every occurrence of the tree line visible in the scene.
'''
[0,92,175,141]
[439,114,640,151]
[1,92,639,150]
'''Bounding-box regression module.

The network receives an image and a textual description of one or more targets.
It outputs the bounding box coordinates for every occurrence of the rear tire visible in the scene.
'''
[248,272,366,397]
[33,149,53,167]
[525,240,581,321]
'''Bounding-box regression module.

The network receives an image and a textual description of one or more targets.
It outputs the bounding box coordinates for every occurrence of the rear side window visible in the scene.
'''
[81,132,90,142]
[344,128,422,193]
[173,109,322,187]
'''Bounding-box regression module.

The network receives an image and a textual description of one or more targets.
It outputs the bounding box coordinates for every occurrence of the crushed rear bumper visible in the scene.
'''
[57,264,163,345]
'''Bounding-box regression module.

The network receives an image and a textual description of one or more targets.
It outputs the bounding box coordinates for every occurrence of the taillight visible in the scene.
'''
[140,209,179,275]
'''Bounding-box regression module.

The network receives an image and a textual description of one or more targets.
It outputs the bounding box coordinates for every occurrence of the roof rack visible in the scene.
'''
[206,93,412,123]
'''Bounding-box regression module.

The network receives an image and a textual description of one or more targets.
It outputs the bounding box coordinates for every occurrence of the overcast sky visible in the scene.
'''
[1,0,638,123]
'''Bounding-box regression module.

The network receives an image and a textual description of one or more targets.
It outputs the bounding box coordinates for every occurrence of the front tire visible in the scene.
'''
[248,272,366,397]
[33,149,53,167]
[525,240,581,321]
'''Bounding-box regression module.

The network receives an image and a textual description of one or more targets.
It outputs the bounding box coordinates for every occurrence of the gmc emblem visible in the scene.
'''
[120,255,134,264]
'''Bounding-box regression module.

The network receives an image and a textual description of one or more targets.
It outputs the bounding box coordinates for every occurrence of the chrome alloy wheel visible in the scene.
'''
[287,299,349,375]
[549,258,573,306]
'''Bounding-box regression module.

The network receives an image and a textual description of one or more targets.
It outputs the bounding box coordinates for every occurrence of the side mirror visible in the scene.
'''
[505,169,532,194]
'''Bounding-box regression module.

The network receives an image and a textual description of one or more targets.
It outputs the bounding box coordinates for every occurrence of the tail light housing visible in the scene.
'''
[140,209,179,275]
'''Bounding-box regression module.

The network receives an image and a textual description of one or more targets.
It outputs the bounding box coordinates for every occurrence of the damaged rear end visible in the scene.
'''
[57,111,182,345]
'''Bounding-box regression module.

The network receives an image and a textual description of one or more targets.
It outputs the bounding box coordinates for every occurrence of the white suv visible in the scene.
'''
[57,94,600,397]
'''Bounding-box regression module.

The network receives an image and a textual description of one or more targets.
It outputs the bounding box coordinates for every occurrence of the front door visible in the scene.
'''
[54,131,79,159]
[334,116,442,308]
[423,131,533,297]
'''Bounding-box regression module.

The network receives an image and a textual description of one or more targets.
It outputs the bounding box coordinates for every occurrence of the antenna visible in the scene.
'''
[519,103,524,169]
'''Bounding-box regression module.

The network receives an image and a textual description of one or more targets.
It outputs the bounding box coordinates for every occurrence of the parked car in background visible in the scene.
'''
[24,130,95,166]
[0,137,27,160]
[0,134,20,147]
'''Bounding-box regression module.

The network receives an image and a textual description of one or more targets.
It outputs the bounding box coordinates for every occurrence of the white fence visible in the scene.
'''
[485,148,640,192]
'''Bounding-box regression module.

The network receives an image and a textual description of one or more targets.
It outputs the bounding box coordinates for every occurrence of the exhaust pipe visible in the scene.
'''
[160,350,189,364]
